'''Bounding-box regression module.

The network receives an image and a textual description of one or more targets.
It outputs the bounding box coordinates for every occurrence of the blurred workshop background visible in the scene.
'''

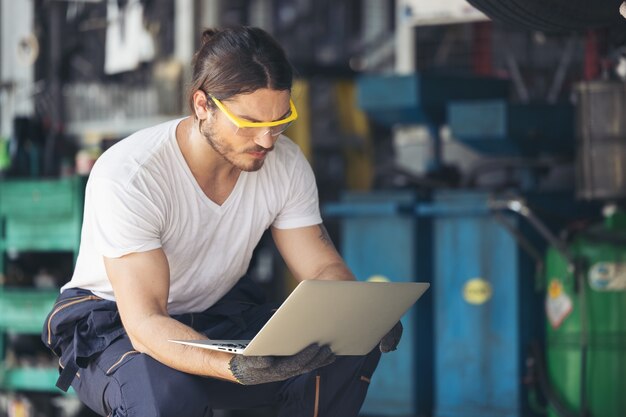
[1,0,626,416]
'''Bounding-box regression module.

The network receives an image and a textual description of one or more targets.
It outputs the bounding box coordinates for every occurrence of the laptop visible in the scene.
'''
[169,279,429,356]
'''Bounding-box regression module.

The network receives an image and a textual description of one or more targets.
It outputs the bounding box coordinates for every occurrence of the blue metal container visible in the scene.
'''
[447,100,575,156]
[356,73,510,126]
[324,191,433,417]
[427,191,544,417]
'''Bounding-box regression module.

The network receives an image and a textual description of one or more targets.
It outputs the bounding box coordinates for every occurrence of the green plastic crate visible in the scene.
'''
[0,289,58,333]
[0,178,79,218]
[0,367,66,392]
[4,218,81,252]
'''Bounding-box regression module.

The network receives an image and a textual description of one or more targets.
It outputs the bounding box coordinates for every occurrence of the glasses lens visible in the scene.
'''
[234,122,293,138]
[269,121,293,137]
[234,127,262,137]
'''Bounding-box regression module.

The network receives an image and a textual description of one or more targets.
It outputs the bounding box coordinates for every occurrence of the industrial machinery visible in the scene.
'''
[357,72,509,178]
[345,71,595,417]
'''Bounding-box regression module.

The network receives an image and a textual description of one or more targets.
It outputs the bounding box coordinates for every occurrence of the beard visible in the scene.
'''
[199,119,269,172]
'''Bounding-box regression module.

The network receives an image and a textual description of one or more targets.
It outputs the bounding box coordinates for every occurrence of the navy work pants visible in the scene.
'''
[42,278,381,417]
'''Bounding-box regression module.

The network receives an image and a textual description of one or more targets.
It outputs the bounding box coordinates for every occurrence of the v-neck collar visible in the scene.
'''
[170,119,247,213]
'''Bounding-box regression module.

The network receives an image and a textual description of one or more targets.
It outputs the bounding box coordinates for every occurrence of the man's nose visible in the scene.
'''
[254,131,276,149]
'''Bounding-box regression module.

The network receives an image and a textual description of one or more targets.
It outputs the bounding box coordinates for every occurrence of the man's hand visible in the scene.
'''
[379,321,403,353]
[229,343,335,385]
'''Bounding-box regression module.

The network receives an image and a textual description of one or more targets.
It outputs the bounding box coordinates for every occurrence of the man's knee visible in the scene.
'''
[276,349,382,417]
[323,347,381,380]
[325,349,381,416]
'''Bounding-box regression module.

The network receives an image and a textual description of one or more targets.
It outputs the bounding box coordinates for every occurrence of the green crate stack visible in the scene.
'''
[0,177,86,392]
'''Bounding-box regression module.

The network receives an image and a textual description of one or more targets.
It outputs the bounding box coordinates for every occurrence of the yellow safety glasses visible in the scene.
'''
[209,94,298,138]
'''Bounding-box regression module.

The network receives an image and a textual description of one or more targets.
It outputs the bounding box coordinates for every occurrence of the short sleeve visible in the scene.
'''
[87,177,163,258]
[272,149,322,229]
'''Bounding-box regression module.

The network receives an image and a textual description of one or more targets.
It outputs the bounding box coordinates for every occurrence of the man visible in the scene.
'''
[42,26,401,417]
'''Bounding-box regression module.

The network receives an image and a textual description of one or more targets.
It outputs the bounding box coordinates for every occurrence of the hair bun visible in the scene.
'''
[200,28,218,47]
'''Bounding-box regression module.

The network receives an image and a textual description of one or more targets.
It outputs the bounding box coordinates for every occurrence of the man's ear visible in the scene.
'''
[193,90,211,120]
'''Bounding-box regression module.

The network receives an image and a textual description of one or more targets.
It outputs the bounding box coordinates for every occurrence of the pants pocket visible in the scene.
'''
[45,295,101,348]
[104,349,140,375]
[97,336,141,376]
[75,336,141,416]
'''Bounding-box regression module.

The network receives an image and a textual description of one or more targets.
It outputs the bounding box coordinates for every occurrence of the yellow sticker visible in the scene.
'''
[367,275,391,282]
[463,278,492,305]
[548,279,563,299]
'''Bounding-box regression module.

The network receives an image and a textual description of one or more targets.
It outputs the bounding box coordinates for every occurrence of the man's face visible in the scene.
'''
[200,88,292,172]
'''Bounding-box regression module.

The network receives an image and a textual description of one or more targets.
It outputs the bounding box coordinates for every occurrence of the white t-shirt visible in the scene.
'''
[63,119,322,314]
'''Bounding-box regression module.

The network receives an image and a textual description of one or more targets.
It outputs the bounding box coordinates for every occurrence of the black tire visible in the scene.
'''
[467,0,626,32]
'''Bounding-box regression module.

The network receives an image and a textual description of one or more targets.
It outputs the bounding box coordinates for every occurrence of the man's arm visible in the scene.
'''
[271,223,355,281]
[103,248,238,382]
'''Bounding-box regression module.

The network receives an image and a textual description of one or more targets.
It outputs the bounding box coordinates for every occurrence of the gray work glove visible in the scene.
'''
[229,343,336,385]
[379,321,403,353]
